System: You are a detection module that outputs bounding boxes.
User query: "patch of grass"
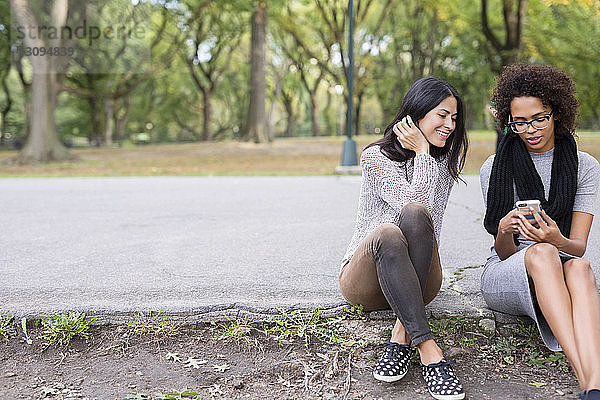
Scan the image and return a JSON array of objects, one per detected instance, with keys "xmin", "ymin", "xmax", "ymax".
[
  {"xmin": 40, "ymin": 312, "xmax": 96, "ymax": 349},
  {"xmin": 2, "ymin": 132, "xmax": 600, "ymax": 177},
  {"xmin": 127, "ymin": 310, "xmax": 181, "ymax": 340},
  {"xmin": 266, "ymin": 307, "xmax": 350, "ymax": 348},
  {"xmin": 126, "ymin": 389, "xmax": 203, "ymax": 399},
  {"xmin": 0, "ymin": 315, "xmax": 17, "ymax": 341},
  {"xmin": 430, "ymin": 317, "xmax": 486, "ymax": 349},
  {"xmin": 212, "ymin": 312, "xmax": 266, "ymax": 346},
  {"xmin": 343, "ymin": 304, "xmax": 366, "ymax": 318},
  {"xmin": 211, "ymin": 306, "xmax": 366, "ymax": 350},
  {"xmin": 496, "ymin": 320, "xmax": 570, "ymax": 372}
]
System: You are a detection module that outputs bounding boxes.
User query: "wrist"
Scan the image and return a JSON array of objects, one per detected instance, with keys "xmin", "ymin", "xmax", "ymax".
[
  {"xmin": 415, "ymin": 145, "xmax": 430, "ymax": 155},
  {"xmin": 553, "ymin": 235, "xmax": 569, "ymax": 250}
]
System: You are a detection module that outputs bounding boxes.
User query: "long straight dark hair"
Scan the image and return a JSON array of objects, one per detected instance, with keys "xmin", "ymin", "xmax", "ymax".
[{"xmin": 366, "ymin": 76, "xmax": 468, "ymax": 181}]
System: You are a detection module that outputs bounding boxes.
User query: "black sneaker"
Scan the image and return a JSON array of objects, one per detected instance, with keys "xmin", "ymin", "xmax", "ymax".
[
  {"xmin": 372, "ymin": 342, "xmax": 412, "ymax": 382},
  {"xmin": 421, "ymin": 359, "xmax": 465, "ymax": 400}
]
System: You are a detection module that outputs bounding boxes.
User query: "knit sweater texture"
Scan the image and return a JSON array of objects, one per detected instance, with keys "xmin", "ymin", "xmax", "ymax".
[{"xmin": 341, "ymin": 145, "xmax": 455, "ymax": 268}]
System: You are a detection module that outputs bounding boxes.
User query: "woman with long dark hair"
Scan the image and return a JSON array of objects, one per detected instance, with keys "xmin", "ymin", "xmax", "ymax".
[
  {"xmin": 480, "ymin": 63, "xmax": 600, "ymax": 400},
  {"xmin": 339, "ymin": 76, "xmax": 469, "ymax": 400}
]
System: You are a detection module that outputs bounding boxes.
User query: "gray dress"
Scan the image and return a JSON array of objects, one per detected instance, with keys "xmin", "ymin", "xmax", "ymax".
[{"xmin": 480, "ymin": 148, "xmax": 600, "ymax": 351}]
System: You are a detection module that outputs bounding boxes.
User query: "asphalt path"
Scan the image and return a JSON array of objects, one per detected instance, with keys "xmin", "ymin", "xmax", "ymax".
[{"xmin": 1, "ymin": 176, "xmax": 599, "ymax": 322}]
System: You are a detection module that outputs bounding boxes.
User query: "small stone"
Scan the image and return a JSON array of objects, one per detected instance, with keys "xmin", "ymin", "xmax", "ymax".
[
  {"xmin": 556, "ymin": 389, "xmax": 565, "ymax": 396},
  {"xmin": 479, "ymin": 318, "xmax": 496, "ymax": 333},
  {"xmin": 232, "ymin": 379, "xmax": 244, "ymax": 389},
  {"xmin": 135, "ymin": 371, "xmax": 143, "ymax": 376},
  {"xmin": 4, "ymin": 371, "xmax": 16, "ymax": 378},
  {"xmin": 445, "ymin": 346, "xmax": 469, "ymax": 358}
]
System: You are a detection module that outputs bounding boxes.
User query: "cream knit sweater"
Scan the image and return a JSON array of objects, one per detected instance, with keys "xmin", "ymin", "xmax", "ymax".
[{"xmin": 341, "ymin": 145, "xmax": 456, "ymax": 268}]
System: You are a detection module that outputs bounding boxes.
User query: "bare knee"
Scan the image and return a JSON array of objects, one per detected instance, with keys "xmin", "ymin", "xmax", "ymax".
[
  {"xmin": 525, "ymin": 243, "xmax": 561, "ymax": 277},
  {"xmin": 564, "ymin": 258, "xmax": 596, "ymax": 287}
]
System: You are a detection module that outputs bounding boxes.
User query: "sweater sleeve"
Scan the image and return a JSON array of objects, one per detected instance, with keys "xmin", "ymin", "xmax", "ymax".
[
  {"xmin": 479, "ymin": 154, "xmax": 495, "ymax": 209},
  {"xmin": 361, "ymin": 147, "xmax": 440, "ymax": 212}
]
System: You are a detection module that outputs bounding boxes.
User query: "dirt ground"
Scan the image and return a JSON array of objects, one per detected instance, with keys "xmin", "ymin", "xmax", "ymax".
[{"xmin": 0, "ymin": 318, "xmax": 582, "ymax": 400}]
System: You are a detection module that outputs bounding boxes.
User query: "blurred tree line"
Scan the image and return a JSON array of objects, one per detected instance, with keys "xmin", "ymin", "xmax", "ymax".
[{"xmin": 0, "ymin": 0, "xmax": 599, "ymax": 162}]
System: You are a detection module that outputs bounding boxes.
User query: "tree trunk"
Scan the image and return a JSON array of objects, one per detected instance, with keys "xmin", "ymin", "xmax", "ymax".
[
  {"xmin": 481, "ymin": 0, "xmax": 527, "ymax": 73},
  {"xmin": 104, "ymin": 98, "xmax": 114, "ymax": 146},
  {"xmin": 242, "ymin": 2, "xmax": 269, "ymax": 143},
  {"xmin": 10, "ymin": 0, "xmax": 72, "ymax": 163},
  {"xmin": 88, "ymin": 98, "xmax": 103, "ymax": 147},
  {"xmin": 267, "ymin": 66, "xmax": 284, "ymax": 141},
  {"xmin": 115, "ymin": 95, "xmax": 130, "ymax": 145},
  {"xmin": 310, "ymin": 92, "xmax": 320, "ymax": 137},
  {"xmin": 0, "ymin": 75, "xmax": 12, "ymax": 147},
  {"xmin": 323, "ymin": 90, "xmax": 335, "ymax": 136},
  {"xmin": 282, "ymin": 91, "xmax": 295, "ymax": 138},
  {"xmin": 201, "ymin": 88, "xmax": 211, "ymax": 141}
]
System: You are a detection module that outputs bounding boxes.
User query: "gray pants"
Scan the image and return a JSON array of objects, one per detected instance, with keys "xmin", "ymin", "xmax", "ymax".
[{"xmin": 338, "ymin": 203, "xmax": 442, "ymax": 345}]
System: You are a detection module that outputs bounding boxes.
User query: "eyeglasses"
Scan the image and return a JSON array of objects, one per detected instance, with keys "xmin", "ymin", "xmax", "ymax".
[{"xmin": 507, "ymin": 111, "xmax": 553, "ymax": 134}]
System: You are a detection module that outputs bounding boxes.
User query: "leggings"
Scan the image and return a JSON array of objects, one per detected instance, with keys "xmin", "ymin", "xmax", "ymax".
[{"xmin": 338, "ymin": 203, "xmax": 442, "ymax": 345}]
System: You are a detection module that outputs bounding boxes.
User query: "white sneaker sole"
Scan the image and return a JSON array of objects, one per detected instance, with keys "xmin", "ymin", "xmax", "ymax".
[
  {"xmin": 372, "ymin": 369, "xmax": 407, "ymax": 382},
  {"xmin": 428, "ymin": 390, "xmax": 465, "ymax": 400}
]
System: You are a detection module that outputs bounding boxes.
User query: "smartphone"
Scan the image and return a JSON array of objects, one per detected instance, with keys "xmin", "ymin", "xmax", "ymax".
[{"xmin": 516, "ymin": 200, "xmax": 541, "ymax": 220}]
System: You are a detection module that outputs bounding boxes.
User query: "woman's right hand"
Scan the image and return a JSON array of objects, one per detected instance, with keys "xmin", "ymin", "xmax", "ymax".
[
  {"xmin": 393, "ymin": 116, "xmax": 429, "ymax": 154},
  {"xmin": 498, "ymin": 209, "xmax": 521, "ymax": 235}
]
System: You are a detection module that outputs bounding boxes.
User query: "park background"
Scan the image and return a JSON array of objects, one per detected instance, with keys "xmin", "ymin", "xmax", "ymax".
[{"xmin": 0, "ymin": 0, "xmax": 599, "ymax": 174}]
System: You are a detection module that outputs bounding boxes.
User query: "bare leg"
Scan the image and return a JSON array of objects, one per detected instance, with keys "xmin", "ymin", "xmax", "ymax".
[
  {"xmin": 417, "ymin": 339, "xmax": 444, "ymax": 365},
  {"xmin": 564, "ymin": 258, "xmax": 600, "ymax": 390},
  {"xmin": 525, "ymin": 243, "xmax": 584, "ymax": 386},
  {"xmin": 390, "ymin": 318, "xmax": 410, "ymax": 344}
]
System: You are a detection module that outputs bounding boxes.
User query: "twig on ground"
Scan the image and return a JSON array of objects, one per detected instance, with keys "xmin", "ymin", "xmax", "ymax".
[
  {"xmin": 300, "ymin": 360, "xmax": 311, "ymax": 391},
  {"xmin": 325, "ymin": 350, "xmax": 340, "ymax": 379},
  {"xmin": 343, "ymin": 351, "xmax": 352, "ymax": 400}
]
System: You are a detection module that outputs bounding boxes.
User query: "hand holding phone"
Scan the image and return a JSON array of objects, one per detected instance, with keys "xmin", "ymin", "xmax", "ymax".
[
  {"xmin": 393, "ymin": 116, "xmax": 429, "ymax": 154},
  {"xmin": 516, "ymin": 200, "xmax": 541, "ymax": 220}
]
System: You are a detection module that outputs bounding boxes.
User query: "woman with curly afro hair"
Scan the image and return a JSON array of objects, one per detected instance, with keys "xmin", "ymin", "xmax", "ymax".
[{"xmin": 480, "ymin": 63, "xmax": 600, "ymax": 399}]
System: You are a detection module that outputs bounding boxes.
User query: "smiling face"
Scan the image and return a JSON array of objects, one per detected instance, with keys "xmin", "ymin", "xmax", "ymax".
[
  {"xmin": 417, "ymin": 96, "xmax": 457, "ymax": 148},
  {"xmin": 510, "ymin": 96, "xmax": 555, "ymax": 153}
]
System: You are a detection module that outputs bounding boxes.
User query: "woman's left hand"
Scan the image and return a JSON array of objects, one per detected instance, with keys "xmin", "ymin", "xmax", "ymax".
[{"xmin": 516, "ymin": 209, "xmax": 566, "ymax": 246}]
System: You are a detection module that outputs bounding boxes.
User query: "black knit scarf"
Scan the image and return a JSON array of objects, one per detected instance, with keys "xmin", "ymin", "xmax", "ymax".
[{"xmin": 483, "ymin": 133, "xmax": 578, "ymax": 243}]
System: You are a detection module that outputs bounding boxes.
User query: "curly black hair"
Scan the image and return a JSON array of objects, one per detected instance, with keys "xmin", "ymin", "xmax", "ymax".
[{"xmin": 491, "ymin": 63, "xmax": 578, "ymax": 139}]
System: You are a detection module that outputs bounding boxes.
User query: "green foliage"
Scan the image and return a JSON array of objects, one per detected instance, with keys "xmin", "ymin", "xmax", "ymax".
[
  {"xmin": 212, "ymin": 306, "xmax": 363, "ymax": 349},
  {"xmin": 155, "ymin": 389, "xmax": 201, "ymax": 399},
  {"xmin": 127, "ymin": 310, "xmax": 181, "ymax": 339},
  {"xmin": 212, "ymin": 311, "xmax": 265, "ymax": 346},
  {"xmin": 430, "ymin": 316, "xmax": 487, "ymax": 350},
  {"xmin": 0, "ymin": 315, "xmax": 17, "ymax": 341},
  {"xmin": 343, "ymin": 304, "xmax": 366, "ymax": 317},
  {"xmin": 40, "ymin": 313, "xmax": 96, "ymax": 348},
  {"xmin": 5, "ymin": 0, "xmax": 600, "ymax": 152},
  {"xmin": 266, "ymin": 307, "xmax": 348, "ymax": 348},
  {"xmin": 126, "ymin": 389, "xmax": 201, "ymax": 399},
  {"xmin": 495, "ymin": 320, "xmax": 570, "ymax": 372}
]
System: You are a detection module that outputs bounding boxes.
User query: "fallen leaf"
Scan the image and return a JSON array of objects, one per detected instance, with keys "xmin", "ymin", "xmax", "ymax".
[
  {"xmin": 213, "ymin": 363, "xmax": 230, "ymax": 372},
  {"xmin": 529, "ymin": 381, "xmax": 547, "ymax": 388},
  {"xmin": 183, "ymin": 357, "xmax": 208, "ymax": 369},
  {"xmin": 165, "ymin": 352, "xmax": 182, "ymax": 362}
]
